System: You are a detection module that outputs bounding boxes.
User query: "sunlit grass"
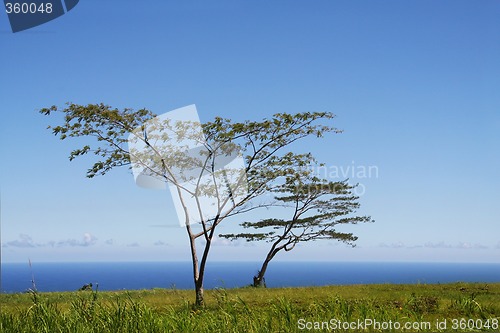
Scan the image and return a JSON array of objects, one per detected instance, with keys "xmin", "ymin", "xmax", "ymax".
[{"xmin": 1, "ymin": 283, "xmax": 499, "ymax": 332}]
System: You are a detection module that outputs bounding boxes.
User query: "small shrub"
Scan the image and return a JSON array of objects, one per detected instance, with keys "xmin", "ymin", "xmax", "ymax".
[{"xmin": 406, "ymin": 293, "xmax": 439, "ymax": 314}]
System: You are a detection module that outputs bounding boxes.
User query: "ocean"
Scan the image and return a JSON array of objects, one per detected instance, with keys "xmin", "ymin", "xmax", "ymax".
[{"xmin": 1, "ymin": 261, "xmax": 499, "ymax": 293}]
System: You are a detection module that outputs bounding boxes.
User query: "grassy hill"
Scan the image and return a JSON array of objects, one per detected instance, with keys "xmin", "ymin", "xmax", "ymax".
[{"xmin": 1, "ymin": 282, "xmax": 499, "ymax": 332}]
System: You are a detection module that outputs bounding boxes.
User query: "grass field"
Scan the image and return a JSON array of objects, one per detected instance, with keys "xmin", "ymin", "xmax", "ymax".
[{"xmin": 1, "ymin": 282, "xmax": 499, "ymax": 332}]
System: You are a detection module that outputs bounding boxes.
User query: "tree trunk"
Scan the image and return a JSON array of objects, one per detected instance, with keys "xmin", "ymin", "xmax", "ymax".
[
  {"xmin": 195, "ymin": 280, "xmax": 204, "ymax": 307},
  {"xmin": 188, "ymin": 216, "xmax": 218, "ymax": 307},
  {"xmin": 195, "ymin": 218, "xmax": 217, "ymax": 306},
  {"xmin": 253, "ymin": 265, "xmax": 267, "ymax": 287},
  {"xmin": 190, "ymin": 251, "xmax": 205, "ymax": 307},
  {"xmin": 187, "ymin": 226, "xmax": 205, "ymax": 307},
  {"xmin": 253, "ymin": 238, "xmax": 287, "ymax": 287},
  {"xmin": 253, "ymin": 249, "xmax": 276, "ymax": 287}
]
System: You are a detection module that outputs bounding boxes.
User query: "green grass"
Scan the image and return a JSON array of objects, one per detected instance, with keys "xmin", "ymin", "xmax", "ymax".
[{"xmin": 1, "ymin": 283, "xmax": 499, "ymax": 332}]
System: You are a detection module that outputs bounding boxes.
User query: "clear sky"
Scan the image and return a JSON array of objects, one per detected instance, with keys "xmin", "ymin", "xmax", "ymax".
[{"xmin": 1, "ymin": 0, "xmax": 499, "ymax": 263}]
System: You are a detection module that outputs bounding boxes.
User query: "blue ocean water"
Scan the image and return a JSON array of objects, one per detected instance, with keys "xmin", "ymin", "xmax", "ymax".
[{"xmin": 1, "ymin": 261, "xmax": 499, "ymax": 293}]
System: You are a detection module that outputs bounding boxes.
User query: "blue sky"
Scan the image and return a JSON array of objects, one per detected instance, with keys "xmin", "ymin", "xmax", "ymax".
[{"xmin": 1, "ymin": 0, "xmax": 499, "ymax": 263}]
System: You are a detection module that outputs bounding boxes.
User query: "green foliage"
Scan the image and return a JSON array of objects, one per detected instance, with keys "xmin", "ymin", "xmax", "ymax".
[
  {"xmin": 39, "ymin": 104, "xmax": 343, "ymax": 230},
  {"xmin": 222, "ymin": 177, "xmax": 372, "ymax": 243},
  {"xmin": 39, "ymin": 104, "xmax": 337, "ymax": 188},
  {"xmin": 40, "ymin": 103, "xmax": 155, "ymax": 178},
  {"xmin": 220, "ymin": 175, "xmax": 373, "ymax": 285}
]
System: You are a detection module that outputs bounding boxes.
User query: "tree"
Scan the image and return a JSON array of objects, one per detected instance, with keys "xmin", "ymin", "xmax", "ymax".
[
  {"xmin": 40, "ymin": 103, "xmax": 338, "ymax": 306},
  {"xmin": 220, "ymin": 165, "xmax": 373, "ymax": 287}
]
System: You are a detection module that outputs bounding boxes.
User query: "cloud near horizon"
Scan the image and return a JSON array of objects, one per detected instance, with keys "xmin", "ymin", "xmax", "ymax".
[
  {"xmin": 2, "ymin": 234, "xmax": 37, "ymax": 248},
  {"xmin": 2, "ymin": 233, "xmax": 98, "ymax": 248},
  {"xmin": 379, "ymin": 241, "xmax": 491, "ymax": 250}
]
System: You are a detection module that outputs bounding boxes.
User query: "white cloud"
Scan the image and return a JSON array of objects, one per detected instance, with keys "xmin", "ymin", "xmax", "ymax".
[
  {"xmin": 456, "ymin": 242, "xmax": 488, "ymax": 249},
  {"xmin": 83, "ymin": 233, "xmax": 97, "ymax": 246},
  {"xmin": 2, "ymin": 233, "xmax": 99, "ymax": 248},
  {"xmin": 57, "ymin": 233, "xmax": 98, "ymax": 247},
  {"xmin": 379, "ymin": 241, "xmax": 490, "ymax": 250},
  {"xmin": 2, "ymin": 234, "xmax": 36, "ymax": 248},
  {"xmin": 379, "ymin": 242, "xmax": 405, "ymax": 248},
  {"xmin": 424, "ymin": 241, "xmax": 452, "ymax": 249}
]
